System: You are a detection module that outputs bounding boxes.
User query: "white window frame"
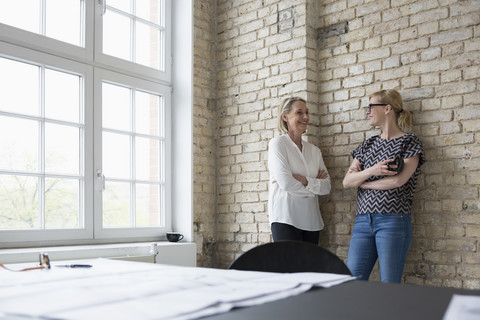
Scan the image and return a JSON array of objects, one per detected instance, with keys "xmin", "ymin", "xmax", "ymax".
[
  {"xmin": 0, "ymin": 0, "xmax": 94, "ymax": 63},
  {"xmin": 0, "ymin": 0, "xmax": 190, "ymax": 248},
  {"xmin": 0, "ymin": 41, "xmax": 94, "ymax": 244},
  {"xmin": 94, "ymin": 0, "xmax": 171, "ymax": 84},
  {"xmin": 93, "ymin": 68, "xmax": 172, "ymax": 240}
]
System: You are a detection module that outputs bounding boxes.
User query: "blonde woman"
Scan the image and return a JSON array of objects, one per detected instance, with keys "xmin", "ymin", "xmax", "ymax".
[
  {"xmin": 268, "ymin": 97, "xmax": 331, "ymax": 244},
  {"xmin": 343, "ymin": 89, "xmax": 425, "ymax": 283}
]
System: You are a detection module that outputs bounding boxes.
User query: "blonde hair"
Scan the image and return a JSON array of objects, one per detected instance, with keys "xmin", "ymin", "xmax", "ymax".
[
  {"xmin": 277, "ymin": 97, "xmax": 306, "ymax": 133},
  {"xmin": 369, "ymin": 89, "xmax": 413, "ymax": 130}
]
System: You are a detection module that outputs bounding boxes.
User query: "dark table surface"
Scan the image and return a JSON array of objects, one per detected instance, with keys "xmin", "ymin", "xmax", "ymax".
[{"xmin": 201, "ymin": 280, "xmax": 480, "ymax": 320}]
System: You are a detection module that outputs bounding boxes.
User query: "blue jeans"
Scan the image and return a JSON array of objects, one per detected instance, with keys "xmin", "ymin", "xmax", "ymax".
[{"xmin": 346, "ymin": 213, "xmax": 412, "ymax": 283}]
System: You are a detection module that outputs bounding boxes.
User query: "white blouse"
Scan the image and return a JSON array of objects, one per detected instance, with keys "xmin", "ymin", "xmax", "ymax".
[{"xmin": 267, "ymin": 134, "xmax": 331, "ymax": 231}]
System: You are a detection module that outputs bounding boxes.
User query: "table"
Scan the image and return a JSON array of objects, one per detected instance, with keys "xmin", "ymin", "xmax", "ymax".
[
  {"xmin": 2, "ymin": 258, "xmax": 479, "ymax": 320},
  {"xmin": 201, "ymin": 280, "xmax": 480, "ymax": 320},
  {"xmin": 0, "ymin": 258, "xmax": 355, "ymax": 320}
]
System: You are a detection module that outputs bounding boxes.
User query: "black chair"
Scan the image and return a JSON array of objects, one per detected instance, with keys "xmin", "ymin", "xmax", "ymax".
[{"xmin": 228, "ymin": 241, "xmax": 351, "ymax": 275}]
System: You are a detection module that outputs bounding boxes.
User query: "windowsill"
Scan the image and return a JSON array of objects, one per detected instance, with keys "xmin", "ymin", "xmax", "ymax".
[{"xmin": 0, "ymin": 242, "xmax": 196, "ymax": 267}]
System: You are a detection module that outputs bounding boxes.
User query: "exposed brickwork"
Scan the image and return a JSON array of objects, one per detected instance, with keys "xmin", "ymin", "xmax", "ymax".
[
  {"xmin": 317, "ymin": 0, "xmax": 480, "ymax": 288},
  {"xmin": 212, "ymin": 0, "xmax": 321, "ymax": 268},
  {"xmin": 193, "ymin": 0, "xmax": 480, "ymax": 288}
]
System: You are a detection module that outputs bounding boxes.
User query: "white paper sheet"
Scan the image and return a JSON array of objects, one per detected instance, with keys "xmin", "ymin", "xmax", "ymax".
[
  {"xmin": 0, "ymin": 258, "xmax": 355, "ymax": 320},
  {"xmin": 443, "ymin": 294, "xmax": 480, "ymax": 320}
]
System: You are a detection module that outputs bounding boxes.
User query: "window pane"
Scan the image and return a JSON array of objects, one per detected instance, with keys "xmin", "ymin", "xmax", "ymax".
[
  {"xmin": 0, "ymin": 0, "xmax": 84, "ymax": 47},
  {"xmin": 103, "ymin": 83, "xmax": 131, "ymax": 131},
  {"xmin": 45, "ymin": 0, "xmax": 83, "ymax": 46},
  {"xmin": 0, "ymin": 116, "xmax": 38, "ymax": 172},
  {"xmin": 103, "ymin": 132, "xmax": 130, "ymax": 179},
  {"xmin": 45, "ymin": 123, "xmax": 80, "ymax": 175},
  {"xmin": 45, "ymin": 178, "xmax": 80, "ymax": 228},
  {"xmin": 108, "ymin": 0, "xmax": 132, "ymax": 14},
  {"xmin": 135, "ymin": 91, "xmax": 160, "ymax": 136},
  {"xmin": 0, "ymin": 0, "xmax": 41, "ymax": 34},
  {"xmin": 136, "ymin": 0, "xmax": 162, "ymax": 25},
  {"xmin": 103, "ymin": 10, "xmax": 131, "ymax": 61},
  {"xmin": 136, "ymin": 137, "xmax": 159, "ymax": 181},
  {"xmin": 103, "ymin": 181, "xmax": 130, "ymax": 227},
  {"xmin": 135, "ymin": 21, "xmax": 160, "ymax": 69},
  {"xmin": 45, "ymin": 69, "xmax": 81, "ymax": 123},
  {"xmin": 0, "ymin": 175, "xmax": 40, "ymax": 229},
  {"xmin": 102, "ymin": 1, "xmax": 164, "ymax": 71},
  {"xmin": 101, "ymin": 80, "xmax": 166, "ymax": 231},
  {"xmin": 0, "ymin": 57, "xmax": 40, "ymax": 116},
  {"xmin": 136, "ymin": 183, "xmax": 160, "ymax": 227}
]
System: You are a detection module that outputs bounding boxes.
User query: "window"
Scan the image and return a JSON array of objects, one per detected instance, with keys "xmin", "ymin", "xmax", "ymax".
[
  {"xmin": 95, "ymin": 0, "xmax": 171, "ymax": 82},
  {"xmin": 102, "ymin": 0, "xmax": 165, "ymax": 71},
  {"xmin": 94, "ymin": 69, "xmax": 171, "ymax": 239},
  {"xmin": 0, "ymin": 0, "xmax": 172, "ymax": 246},
  {"xmin": 0, "ymin": 57, "xmax": 85, "ymax": 230},
  {"xmin": 0, "ymin": 0, "xmax": 84, "ymax": 46}
]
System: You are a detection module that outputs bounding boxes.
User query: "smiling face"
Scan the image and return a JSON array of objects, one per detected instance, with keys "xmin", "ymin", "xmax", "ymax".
[
  {"xmin": 367, "ymin": 95, "xmax": 388, "ymax": 127},
  {"xmin": 282, "ymin": 101, "xmax": 309, "ymax": 135}
]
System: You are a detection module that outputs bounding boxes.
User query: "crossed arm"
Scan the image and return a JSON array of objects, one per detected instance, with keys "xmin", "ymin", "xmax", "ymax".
[
  {"xmin": 343, "ymin": 155, "xmax": 420, "ymax": 190},
  {"xmin": 292, "ymin": 169, "xmax": 328, "ymax": 186},
  {"xmin": 269, "ymin": 139, "xmax": 331, "ymax": 196}
]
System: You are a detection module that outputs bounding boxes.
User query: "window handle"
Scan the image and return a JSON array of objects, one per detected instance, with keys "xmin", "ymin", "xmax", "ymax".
[
  {"xmin": 98, "ymin": 0, "xmax": 107, "ymax": 16},
  {"xmin": 97, "ymin": 170, "xmax": 105, "ymax": 192}
]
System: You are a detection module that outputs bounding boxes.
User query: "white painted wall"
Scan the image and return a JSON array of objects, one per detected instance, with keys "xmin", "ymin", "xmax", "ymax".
[{"xmin": 171, "ymin": 0, "xmax": 194, "ymax": 241}]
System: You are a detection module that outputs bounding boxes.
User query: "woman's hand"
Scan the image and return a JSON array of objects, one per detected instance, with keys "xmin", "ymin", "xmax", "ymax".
[
  {"xmin": 292, "ymin": 174, "xmax": 308, "ymax": 186},
  {"xmin": 368, "ymin": 159, "xmax": 399, "ymax": 177},
  {"xmin": 344, "ymin": 158, "xmax": 396, "ymax": 189},
  {"xmin": 359, "ymin": 155, "xmax": 420, "ymax": 190},
  {"xmin": 316, "ymin": 169, "xmax": 328, "ymax": 179}
]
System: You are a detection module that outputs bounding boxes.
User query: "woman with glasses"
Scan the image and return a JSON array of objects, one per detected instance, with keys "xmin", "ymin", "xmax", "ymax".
[
  {"xmin": 343, "ymin": 89, "xmax": 425, "ymax": 283},
  {"xmin": 268, "ymin": 97, "xmax": 331, "ymax": 244}
]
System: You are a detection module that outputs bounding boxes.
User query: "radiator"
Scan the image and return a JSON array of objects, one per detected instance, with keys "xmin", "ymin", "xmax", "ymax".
[
  {"xmin": 0, "ymin": 242, "xmax": 196, "ymax": 267},
  {"xmin": 109, "ymin": 254, "xmax": 157, "ymax": 263}
]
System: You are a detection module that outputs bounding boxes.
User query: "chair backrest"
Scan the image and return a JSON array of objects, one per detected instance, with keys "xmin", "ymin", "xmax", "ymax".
[{"xmin": 228, "ymin": 241, "xmax": 351, "ymax": 275}]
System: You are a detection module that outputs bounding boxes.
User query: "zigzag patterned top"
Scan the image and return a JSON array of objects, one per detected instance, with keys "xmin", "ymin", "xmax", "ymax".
[{"xmin": 352, "ymin": 133, "xmax": 425, "ymax": 215}]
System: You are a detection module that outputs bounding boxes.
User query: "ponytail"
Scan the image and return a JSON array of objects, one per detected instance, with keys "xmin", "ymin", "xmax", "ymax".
[{"xmin": 397, "ymin": 109, "xmax": 413, "ymax": 130}]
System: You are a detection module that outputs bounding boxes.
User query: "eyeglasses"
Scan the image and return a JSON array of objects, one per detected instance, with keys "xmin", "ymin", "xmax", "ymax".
[
  {"xmin": 0, "ymin": 253, "xmax": 50, "ymax": 272},
  {"xmin": 366, "ymin": 104, "xmax": 388, "ymax": 112}
]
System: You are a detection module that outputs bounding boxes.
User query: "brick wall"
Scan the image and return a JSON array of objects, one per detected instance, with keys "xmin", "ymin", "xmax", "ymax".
[
  {"xmin": 214, "ymin": 0, "xmax": 321, "ymax": 268},
  {"xmin": 193, "ymin": 0, "xmax": 480, "ymax": 288},
  {"xmin": 317, "ymin": 0, "xmax": 480, "ymax": 288}
]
